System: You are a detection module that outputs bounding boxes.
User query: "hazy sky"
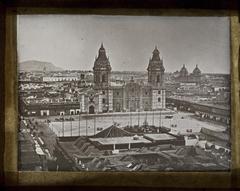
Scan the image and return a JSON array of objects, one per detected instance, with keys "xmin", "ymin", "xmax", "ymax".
[{"xmin": 17, "ymin": 15, "xmax": 230, "ymax": 73}]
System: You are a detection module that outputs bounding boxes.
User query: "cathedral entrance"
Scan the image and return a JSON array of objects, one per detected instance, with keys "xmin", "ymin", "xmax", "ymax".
[
  {"xmin": 116, "ymin": 103, "xmax": 121, "ymax": 112},
  {"xmin": 89, "ymin": 105, "xmax": 95, "ymax": 114}
]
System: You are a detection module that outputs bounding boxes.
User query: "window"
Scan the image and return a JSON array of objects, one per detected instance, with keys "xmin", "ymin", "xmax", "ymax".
[
  {"xmin": 80, "ymin": 74, "xmax": 85, "ymax": 80},
  {"xmin": 116, "ymin": 91, "xmax": 119, "ymax": 96},
  {"xmin": 102, "ymin": 90, "xmax": 105, "ymax": 95},
  {"xmin": 145, "ymin": 91, "xmax": 148, "ymax": 95},
  {"xmin": 158, "ymin": 97, "xmax": 161, "ymax": 102},
  {"xmin": 102, "ymin": 74, "xmax": 106, "ymax": 82},
  {"xmin": 102, "ymin": 98, "xmax": 106, "ymax": 104},
  {"xmin": 157, "ymin": 75, "xmax": 160, "ymax": 83},
  {"xmin": 158, "ymin": 90, "xmax": 161, "ymax": 94}
]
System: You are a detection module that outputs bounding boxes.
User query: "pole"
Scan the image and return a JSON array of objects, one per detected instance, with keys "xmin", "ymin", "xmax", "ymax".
[
  {"xmin": 145, "ymin": 108, "xmax": 148, "ymax": 128},
  {"xmin": 79, "ymin": 99, "xmax": 82, "ymax": 137},
  {"xmin": 130, "ymin": 98, "xmax": 133, "ymax": 127},
  {"xmin": 138, "ymin": 108, "xmax": 140, "ymax": 127},
  {"xmin": 70, "ymin": 115, "xmax": 72, "ymax": 137},
  {"xmin": 128, "ymin": 98, "xmax": 131, "ymax": 127},
  {"xmin": 162, "ymin": 89, "xmax": 164, "ymax": 127},
  {"xmin": 94, "ymin": 116, "xmax": 96, "ymax": 135},
  {"xmin": 146, "ymin": 106, "xmax": 148, "ymax": 122},
  {"xmin": 62, "ymin": 115, "xmax": 64, "ymax": 137},
  {"xmin": 78, "ymin": 112, "xmax": 80, "ymax": 136},
  {"xmin": 86, "ymin": 116, "xmax": 88, "ymax": 136},
  {"xmin": 159, "ymin": 109, "xmax": 162, "ymax": 127},
  {"xmin": 152, "ymin": 110, "xmax": 154, "ymax": 127},
  {"xmin": 130, "ymin": 110, "xmax": 132, "ymax": 127}
]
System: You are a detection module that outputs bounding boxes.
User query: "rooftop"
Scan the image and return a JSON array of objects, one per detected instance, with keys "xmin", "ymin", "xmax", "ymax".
[
  {"xmin": 144, "ymin": 133, "xmax": 177, "ymax": 141},
  {"xmin": 89, "ymin": 136, "xmax": 151, "ymax": 145}
]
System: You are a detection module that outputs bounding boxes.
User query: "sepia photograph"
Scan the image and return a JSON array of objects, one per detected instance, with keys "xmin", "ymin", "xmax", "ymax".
[{"xmin": 17, "ymin": 15, "xmax": 231, "ymax": 172}]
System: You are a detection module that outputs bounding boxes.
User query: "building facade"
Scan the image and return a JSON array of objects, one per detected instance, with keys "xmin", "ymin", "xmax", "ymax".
[
  {"xmin": 79, "ymin": 44, "xmax": 166, "ymax": 114},
  {"xmin": 42, "ymin": 75, "xmax": 79, "ymax": 82}
]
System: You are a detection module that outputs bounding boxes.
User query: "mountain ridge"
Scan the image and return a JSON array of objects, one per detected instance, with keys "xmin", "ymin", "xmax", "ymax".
[{"xmin": 18, "ymin": 60, "xmax": 63, "ymax": 71}]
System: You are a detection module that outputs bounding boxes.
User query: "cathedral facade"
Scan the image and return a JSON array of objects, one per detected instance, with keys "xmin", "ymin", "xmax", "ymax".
[{"xmin": 79, "ymin": 44, "xmax": 166, "ymax": 114}]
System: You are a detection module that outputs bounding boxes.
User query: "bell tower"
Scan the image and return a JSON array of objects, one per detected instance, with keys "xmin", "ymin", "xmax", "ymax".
[
  {"xmin": 147, "ymin": 46, "xmax": 165, "ymax": 87},
  {"xmin": 93, "ymin": 43, "xmax": 111, "ymax": 88},
  {"xmin": 147, "ymin": 46, "xmax": 166, "ymax": 110}
]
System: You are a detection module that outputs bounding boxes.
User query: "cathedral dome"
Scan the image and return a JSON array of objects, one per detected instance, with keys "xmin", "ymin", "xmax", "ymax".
[
  {"xmin": 192, "ymin": 64, "xmax": 201, "ymax": 75},
  {"xmin": 180, "ymin": 64, "xmax": 188, "ymax": 76}
]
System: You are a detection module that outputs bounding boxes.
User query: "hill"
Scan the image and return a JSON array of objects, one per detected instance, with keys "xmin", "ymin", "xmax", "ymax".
[{"xmin": 18, "ymin": 60, "xmax": 63, "ymax": 71}]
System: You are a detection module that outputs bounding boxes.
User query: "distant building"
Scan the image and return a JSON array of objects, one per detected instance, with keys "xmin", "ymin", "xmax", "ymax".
[
  {"xmin": 175, "ymin": 64, "xmax": 202, "ymax": 84},
  {"xmin": 42, "ymin": 75, "xmax": 79, "ymax": 82},
  {"xmin": 166, "ymin": 96, "xmax": 230, "ymax": 125}
]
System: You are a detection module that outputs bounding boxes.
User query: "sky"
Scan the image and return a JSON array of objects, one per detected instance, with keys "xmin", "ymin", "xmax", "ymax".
[{"xmin": 17, "ymin": 15, "xmax": 230, "ymax": 73}]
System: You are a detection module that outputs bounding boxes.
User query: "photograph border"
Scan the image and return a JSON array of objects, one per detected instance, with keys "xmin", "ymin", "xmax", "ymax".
[{"xmin": 2, "ymin": 4, "xmax": 240, "ymax": 188}]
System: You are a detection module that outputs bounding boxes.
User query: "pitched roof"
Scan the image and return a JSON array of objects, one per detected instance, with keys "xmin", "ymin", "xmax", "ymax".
[
  {"xmin": 192, "ymin": 64, "xmax": 201, "ymax": 75},
  {"xmin": 93, "ymin": 123, "xmax": 133, "ymax": 138}
]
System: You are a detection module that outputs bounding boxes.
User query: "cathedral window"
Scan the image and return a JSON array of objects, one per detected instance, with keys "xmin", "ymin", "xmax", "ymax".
[
  {"xmin": 157, "ymin": 75, "xmax": 160, "ymax": 83},
  {"xmin": 102, "ymin": 74, "xmax": 106, "ymax": 82}
]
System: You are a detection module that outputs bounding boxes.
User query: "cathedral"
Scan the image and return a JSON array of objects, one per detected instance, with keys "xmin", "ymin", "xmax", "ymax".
[
  {"xmin": 175, "ymin": 64, "xmax": 202, "ymax": 83},
  {"xmin": 79, "ymin": 43, "xmax": 166, "ymax": 114}
]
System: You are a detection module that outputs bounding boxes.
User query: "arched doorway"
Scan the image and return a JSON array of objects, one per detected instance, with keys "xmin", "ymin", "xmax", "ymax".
[
  {"xmin": 89, "ymin": 105, "xmax": 95, "ymax": 114},
  {"xmin": 116, "ymin": 103, "xmax": 121, "ymax": 112}
]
